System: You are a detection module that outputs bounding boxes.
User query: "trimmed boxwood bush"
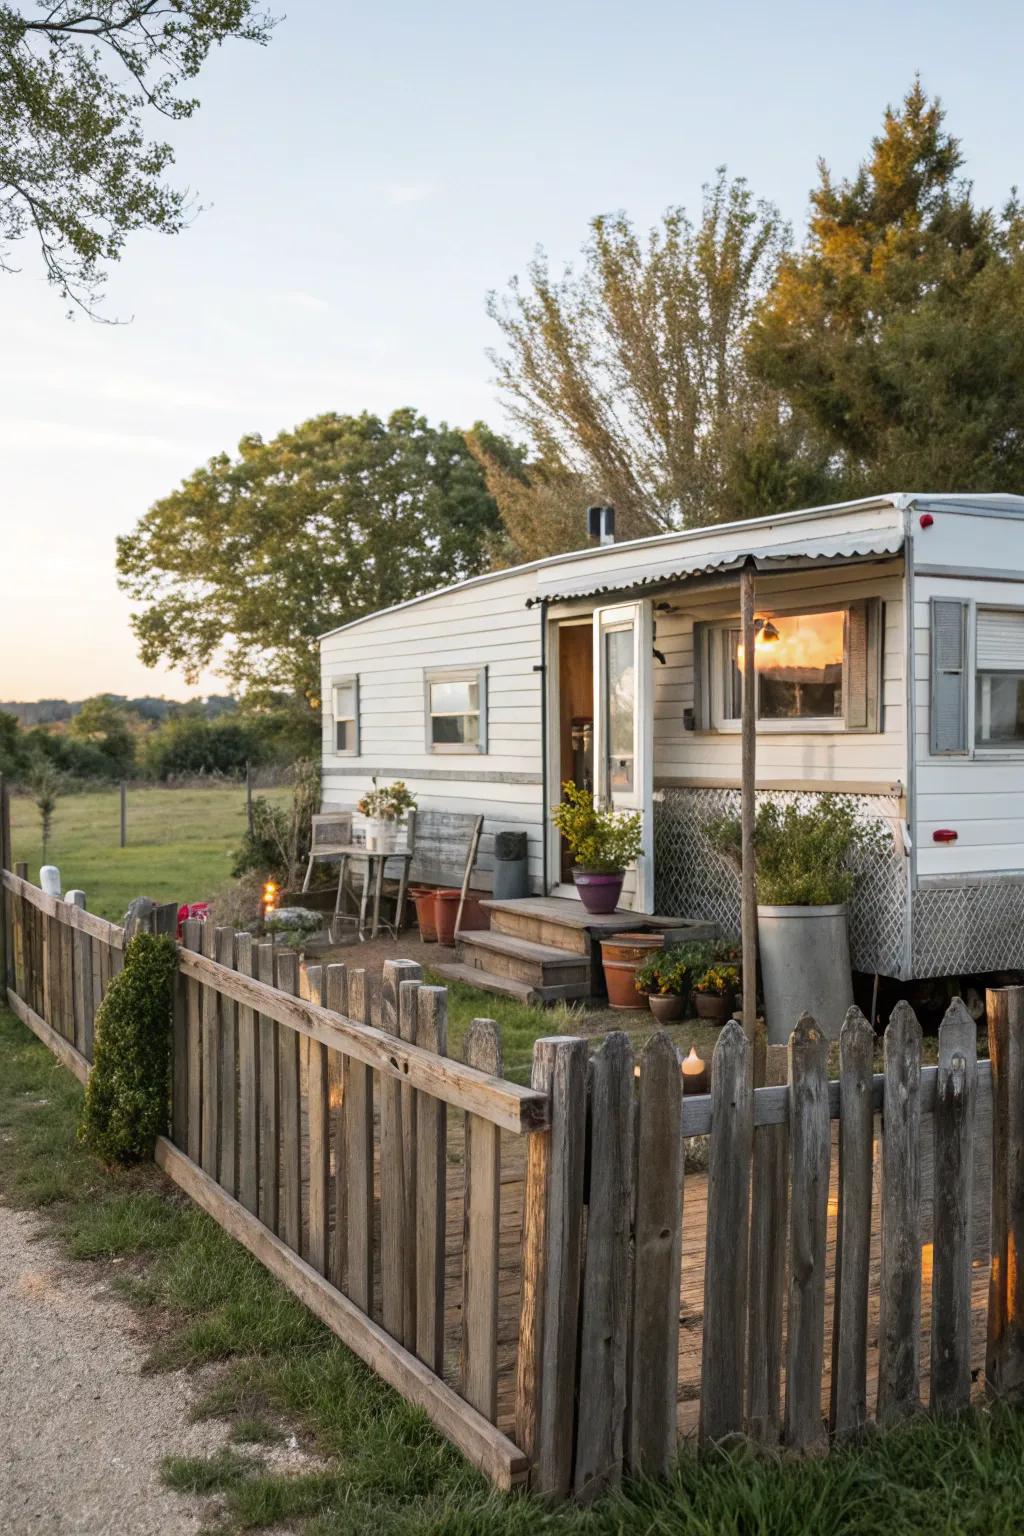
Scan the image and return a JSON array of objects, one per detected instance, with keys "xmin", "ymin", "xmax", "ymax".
[{"xmin": 80, "ymin": 932, "xmax": 178, "ymax": 1166}]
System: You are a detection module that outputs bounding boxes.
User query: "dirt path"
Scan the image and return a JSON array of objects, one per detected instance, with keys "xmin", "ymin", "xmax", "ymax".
[{"xmin": 0, "ymin": 1205, "xmax": 225, "ymax": 1535}]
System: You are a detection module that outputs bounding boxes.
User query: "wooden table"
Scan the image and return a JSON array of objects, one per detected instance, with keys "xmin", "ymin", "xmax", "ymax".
[{"xmin": 332, "ymin": 844, "xmax": 413, "ymax": 941}]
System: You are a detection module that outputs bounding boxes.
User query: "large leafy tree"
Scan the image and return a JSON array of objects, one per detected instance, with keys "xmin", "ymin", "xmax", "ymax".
[
  {"xmin": 750, "ymin": 80, "xmax": 1024, "ymax": 492},
  {"xmin": 0, "ymin": 2, "xmax": 273, "ymax": 312},
  {"xmin": 116, "ymin": 409, "xmax": 510, "ymax": 704},
  {"xmin": 487, "ymin": 170, "xmax": 809, "ymax": 537}
]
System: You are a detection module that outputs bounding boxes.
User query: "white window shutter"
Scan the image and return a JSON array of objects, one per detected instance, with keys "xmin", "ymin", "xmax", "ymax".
[{"xmin": 930, "ymin": 599, "xmax": 968, "ymax": 755}]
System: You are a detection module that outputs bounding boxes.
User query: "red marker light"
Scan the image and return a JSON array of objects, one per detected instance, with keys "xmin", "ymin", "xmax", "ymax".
[
  {"xmin": 932, "ymin": 828, "xmax": 958, "ymax": 842},
  {"xmin": 919, "ymin": 512, "xmax": 934, "ymax": 528}
]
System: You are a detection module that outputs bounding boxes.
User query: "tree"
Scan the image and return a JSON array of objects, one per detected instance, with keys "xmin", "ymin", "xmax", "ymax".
[
  {"xmin": 69, "ymin": 694, "xmax": 137, "ymax": 777},
  {"xmin": 116, "ymin": 409, "xmax": 511, "ymax": 704},
  {"xmin": 29, "ymin": 760, "xmax": 60, "ymax": 862},
  {"xmin": 749, "ymin": 80, "xmax": 1024, "ymax": 493},
  {"xmin": 141, "ymin": 710, "xmax": 255, "ymax": 779},
  {"xmin": 0, "ymin": 2, "xmax": 273, "ymax": 312},
  {"xmin": 487, "ymin": 170, "xmax": 800, "ymax": 536}
]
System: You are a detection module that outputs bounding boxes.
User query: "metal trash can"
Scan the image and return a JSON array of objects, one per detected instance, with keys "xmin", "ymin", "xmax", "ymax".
[{"xmin": 492, "ymin": 830, "xmax": 529, "ymax": 900}]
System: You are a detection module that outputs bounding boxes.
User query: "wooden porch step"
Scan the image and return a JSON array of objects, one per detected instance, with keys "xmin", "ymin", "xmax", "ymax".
[
  {"xmin": 429, "ymin": 960, "xmax": 587, "ymax": 1007},
  {"xmin": 480, "ymin": 896, "xmax": 708, "ymax": 955},
  {"xmin": 457, "ymin": 928, "xmax": 590, "ymax": 988}
]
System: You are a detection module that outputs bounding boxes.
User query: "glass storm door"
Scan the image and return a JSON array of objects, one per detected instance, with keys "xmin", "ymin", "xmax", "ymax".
[{"xmin": 593, "ymin": 602, "xmax": 654, "ymax": 911}]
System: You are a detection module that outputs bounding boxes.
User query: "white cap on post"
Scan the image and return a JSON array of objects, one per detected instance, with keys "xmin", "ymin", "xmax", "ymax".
[{"xmin": 39, "ymin": 865, "xmax": 61, "ymax": 897}]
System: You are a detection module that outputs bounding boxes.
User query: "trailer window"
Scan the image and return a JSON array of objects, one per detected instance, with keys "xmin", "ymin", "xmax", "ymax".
[
  {"xmin": 424, "ymin": 666, "xmax": 488, "ymax": 753},
  {"xmin": 975, "ymin": 609, "xmax": 1024, "ymax": 746},
  {"xmin": 720, "ymin": 610, "xmax": 846, "ymax": 723},
  {"xmin": 331, "ymin": 676, "xmax": 359, "ymax": 755}
]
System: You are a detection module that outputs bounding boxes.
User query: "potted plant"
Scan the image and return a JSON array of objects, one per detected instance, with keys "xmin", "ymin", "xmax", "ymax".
[
  {"xmin": 357, "ymin": 779, "xmax": 416, "ymax": 854},
  {"xmin": 550, "ymin": 782, "xmax": 644, "ymax": 915},
  {"xmin": 692, "ymin": 963, "xmax": 739, "ymax": 1022},
  {"xmin": 711, "ymin": 796, "xmax": 886, "ymax": 1044},
  {"xmin": 636, "ymin": 950, "xmax": 691, "ymax": 1023}
]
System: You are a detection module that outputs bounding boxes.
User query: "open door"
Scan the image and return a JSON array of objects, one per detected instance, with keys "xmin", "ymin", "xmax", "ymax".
[{"xmin": 593, "ymin": 601, "xmax": 654, "ymax": 912}]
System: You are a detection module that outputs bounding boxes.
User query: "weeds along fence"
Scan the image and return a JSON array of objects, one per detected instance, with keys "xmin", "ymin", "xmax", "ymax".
[{"xmin": 3, "ymin": 836, "xmax": 1024, "ymax": 1498}]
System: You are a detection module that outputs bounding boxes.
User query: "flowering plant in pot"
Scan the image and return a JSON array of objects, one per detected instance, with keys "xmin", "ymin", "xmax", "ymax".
[
  {"xmin": 692, "ymin": 964, "xmax": 740, "ymax": 1022},
  {"xmin": 635, "ymin": 950, "xmax": 691, "ymax": 1023},
  {"xmin": 550, "ymin": 782, "xmax": 643, "ymax": 915},
  {"xmin": 357, "ymin": 779, "xmax": 416, "ymax": 853}
]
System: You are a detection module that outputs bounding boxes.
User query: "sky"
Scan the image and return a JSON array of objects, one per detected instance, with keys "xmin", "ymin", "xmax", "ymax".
[{"xmin": 3, "ymin": 0, "xmax": 1023, "ymax": 703}]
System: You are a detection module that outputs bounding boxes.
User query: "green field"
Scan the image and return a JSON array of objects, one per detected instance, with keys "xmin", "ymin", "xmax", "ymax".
[{"xmin": 8, "ymin": 784, "xmax": 291, "ymax": 921}]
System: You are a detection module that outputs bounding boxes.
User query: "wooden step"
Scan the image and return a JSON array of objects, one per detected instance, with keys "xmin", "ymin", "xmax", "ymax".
[
  {"xmin": 457, "ymin": 929, "xmax": 590, "ymax": 988},
  {"xmin": 484, "ymin": 907, "xmax": 589, "ymax": 954},
  {"xmin": 429, "ymin": 960, "xmax": 587, "ymax": 1007}
]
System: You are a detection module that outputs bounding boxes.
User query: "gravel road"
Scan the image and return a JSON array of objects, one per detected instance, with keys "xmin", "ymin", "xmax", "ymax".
[{"xmin": 0, "ymin": 1204, "xmax": 225, "ymax": 1535}]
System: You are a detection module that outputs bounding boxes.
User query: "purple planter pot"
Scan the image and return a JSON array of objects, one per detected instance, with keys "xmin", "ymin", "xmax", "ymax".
[{"xmin": 573, "ymin": 869, "xmax": 624, "ymax": 915}]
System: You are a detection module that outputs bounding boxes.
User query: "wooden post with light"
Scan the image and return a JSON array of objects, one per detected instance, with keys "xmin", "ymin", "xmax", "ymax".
[{"xmin": 740, "ymin": 563, "xmax": 758, "ymax": 1057}]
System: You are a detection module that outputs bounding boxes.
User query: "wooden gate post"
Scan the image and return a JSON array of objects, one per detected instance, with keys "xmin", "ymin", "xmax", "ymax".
[
  {"xmin": 986, "ymin": 984, "xmax": 1024, "ymax": 1399},
  {"xmin": 515, "ymin": 1034, "xmax": 587, "ymax": 1499},
  {"xmin": 0, "ymin": 772, "xmax": 11, "ymax": 994}
]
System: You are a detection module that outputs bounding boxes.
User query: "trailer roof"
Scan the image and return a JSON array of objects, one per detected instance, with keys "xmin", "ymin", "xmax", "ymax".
[{"xmin": 318, "ymin": 492, "xmax": 1024, "ymax": 641}]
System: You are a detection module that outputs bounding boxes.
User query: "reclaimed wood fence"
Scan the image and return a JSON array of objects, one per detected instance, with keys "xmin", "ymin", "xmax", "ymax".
[{"xmin": 1, "ymin": 817, "xmax": 1022, "ymax": 1501}]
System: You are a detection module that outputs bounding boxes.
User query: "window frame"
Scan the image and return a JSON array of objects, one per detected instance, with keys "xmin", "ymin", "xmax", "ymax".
[
  {"xmin": 330, "ymin": 675, "xmax": 360, "ymax": 757},
  {"xmin": 423, "ymin": 664, "xmax": 488, "ymax": 755},
  {"xmin": 699, "ymin": 599, "xmax": 875, "ymax": 735}
]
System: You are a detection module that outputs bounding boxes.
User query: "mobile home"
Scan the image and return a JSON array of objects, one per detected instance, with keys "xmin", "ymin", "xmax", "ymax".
[{"xmin": 320, "ymin": 493, "xmax": 1024, "ymax": 984}]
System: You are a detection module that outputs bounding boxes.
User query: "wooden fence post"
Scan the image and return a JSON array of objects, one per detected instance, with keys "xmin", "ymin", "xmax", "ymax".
[
  {"xmin": 200, "ymin": 922, "xmax": 220, "ymax": 1178},
  {"xmin": 235, "ymin": 933, "xmax": 260, "ymax": 1216},
  {"xmin": 700, "ymin": 1020, "xmax": 753, "ymax": 1443},
  {"xmin": 830, "ymin": 1006, "xmax": 875, "ymax": 1438},
  {"xmin": 380, "ymin": 959, "xmax": 422, "ymax": 1341},
  {"xmin": 515, "ymin": 1035, "xmax": 587, "ymax": 1500},
  {"xmin": 931, "ymin": 998, "xmax": 977, "ymax": 1412},
  {"xmin": 345, "ymin": 968, "xmax": 375, "ymax": 1315},
  {"xmin": 325, "ymin": 963, "xmax": 348, "ymax": 1289},
  {"xmin": 747, "ymin": 1015, "xmax": 788, "ymax": 1446},
  {"xmin": 181, "ymin": 919, "xmax": 204, "ymax": 1165},
  {"xmin": 987, "ymin": 984, "xmax": 1024, "ymax": 1399},
  {"xmin": 0, "ymin": 773, "xmax": 11, "ymax": 995},
  {"xmin": 305, "ymin": 965, "xmax": 330, "ymax": 1276},
  {"xmin": 217, "ymin": 927, "xmax": 238, "ymax": 1198},
  {"xmin": 575, "ymin": 1031, "xmax": 634, "ymax": 1501},
  {"xmin": 256, "ymin": 941, "xmax": 280, "ymax": 1232},
  {"xmin": 877, "ymin": 1001, "xmax": 923, "ymax": 1423},
  {"xmin": 275, "ymin": 948, "xmax": 302, "ymax": 1252},
  {"xmin": 462, "ymin": 1017, "xmax": 503, "ymax": 1421},
  {"xmin": 626, "ymin": 1030, "xmax": 681, "ymax": 1479},
  {"xmin": 783, "ymin": 1014, "xmax": 830, "ymax": 1452},
  {"xmin": 415, "ymin": 985, "xmax": 447, "ymax": 1374}
]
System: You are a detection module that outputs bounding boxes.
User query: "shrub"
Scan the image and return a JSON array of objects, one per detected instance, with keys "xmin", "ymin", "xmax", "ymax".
[
  {"xmin": 710, "ymin": 795, "xmax": 887, "ymax": 906},
  {"xmin": 142, "ymin": 713, "xmax": 258, "ymax": 779},
  {"xmin": 232, "ymin": 759, "xmax": 320, "ymax": 886},
  {"xmin": 550, "ymin": 781, "xmax": 643, "ymax": 873},
  {"xmin": 79, "ymin": 932, "xmax": 178, "ymax": 1166}
]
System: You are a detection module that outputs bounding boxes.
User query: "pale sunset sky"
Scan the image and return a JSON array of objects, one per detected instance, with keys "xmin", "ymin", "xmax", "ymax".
[{"xmin": 3, "ymin": 0, "xmax": 1023, "ymax": 702}]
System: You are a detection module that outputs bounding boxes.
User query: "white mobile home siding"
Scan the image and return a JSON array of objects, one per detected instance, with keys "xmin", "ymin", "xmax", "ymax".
[
  {"xmin": 320, "ymin": 568, "xmax": 546, "ymax": 891},
  {"xmin": 913, "ymin": 508, "xmax": 1024, "ymax": 880}
]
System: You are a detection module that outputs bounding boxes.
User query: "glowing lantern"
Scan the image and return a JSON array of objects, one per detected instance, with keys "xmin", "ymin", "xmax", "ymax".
[{"xmin": 261, "ymin": 879, "xmax": 280, "ymax": 919}]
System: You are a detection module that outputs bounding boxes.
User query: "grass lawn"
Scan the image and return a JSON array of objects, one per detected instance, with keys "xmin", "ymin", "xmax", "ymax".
[
  {"xmin": 3, "ymin": 1004, "xmax": 1024, "ymax": 1535},
  {"xmin": 8, "ymin": 784, "xmax": 291, "ymax": 921}
]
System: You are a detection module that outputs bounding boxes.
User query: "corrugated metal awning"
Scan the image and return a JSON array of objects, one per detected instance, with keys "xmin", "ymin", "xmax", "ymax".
[{"xmin": 525, "ymin": 528, "xmax": 904, "ymax": 607}]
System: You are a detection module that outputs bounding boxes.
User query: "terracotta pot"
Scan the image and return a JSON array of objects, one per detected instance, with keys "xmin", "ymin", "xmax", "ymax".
[
  {"xmin": 600, "ymin": 932, "xmax": 665, "ymax": 1009},
  {"xmin": 458, "ymin": 891, "xmax": 489, "ymax": 932},
  {"xmin": 648, "ymin": 992, "xmax": 685, "ymax": 1023},
  {"xmin": 410, "ymin": 887, "xmax": 438, "ymax": 943},
  {"xmin": 434, "ymin": 889, "xmax": 462, "ymax": 947},
  {"xmin": 573, "ymin": 869, "xmax": 624, "ymax": 915},
  {"xmin": 694, "ymin": 990, "xmax": 733, "ymax": 1023}
]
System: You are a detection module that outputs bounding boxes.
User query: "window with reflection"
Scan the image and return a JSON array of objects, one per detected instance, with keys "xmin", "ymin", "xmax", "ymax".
[
  {"xmin": 425, "ymin": 666, "xmax": 487, "ymax": 752},
  {"xmin": 605, "ymin": 625, "xmax": 635, "ymax": 791},
  {"xmin": 724, "ymin": 610, "xmax": 845, "ymax": 721}
]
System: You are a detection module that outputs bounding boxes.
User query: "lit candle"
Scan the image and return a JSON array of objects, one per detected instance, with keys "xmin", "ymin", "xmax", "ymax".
[{"xmin": 681, "ymin": 1046, "xmax": 708, "ymax": 1095}]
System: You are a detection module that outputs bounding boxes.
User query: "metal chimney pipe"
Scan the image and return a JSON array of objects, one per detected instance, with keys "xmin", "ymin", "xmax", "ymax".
[{"xmin": 586, "ymin": 504, "xmax": 616, "ymax": 546}]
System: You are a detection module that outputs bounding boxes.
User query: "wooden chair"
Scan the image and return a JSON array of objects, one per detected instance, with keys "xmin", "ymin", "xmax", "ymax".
[{"xmin": 301, "ymin": 811, "xmax": 355, "ymax": 892}]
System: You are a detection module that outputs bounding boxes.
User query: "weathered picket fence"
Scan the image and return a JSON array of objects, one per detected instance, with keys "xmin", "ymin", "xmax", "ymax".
[{"xmin": 1, "ymin": 796, "xmax": 1022, "ymax": 1503}]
